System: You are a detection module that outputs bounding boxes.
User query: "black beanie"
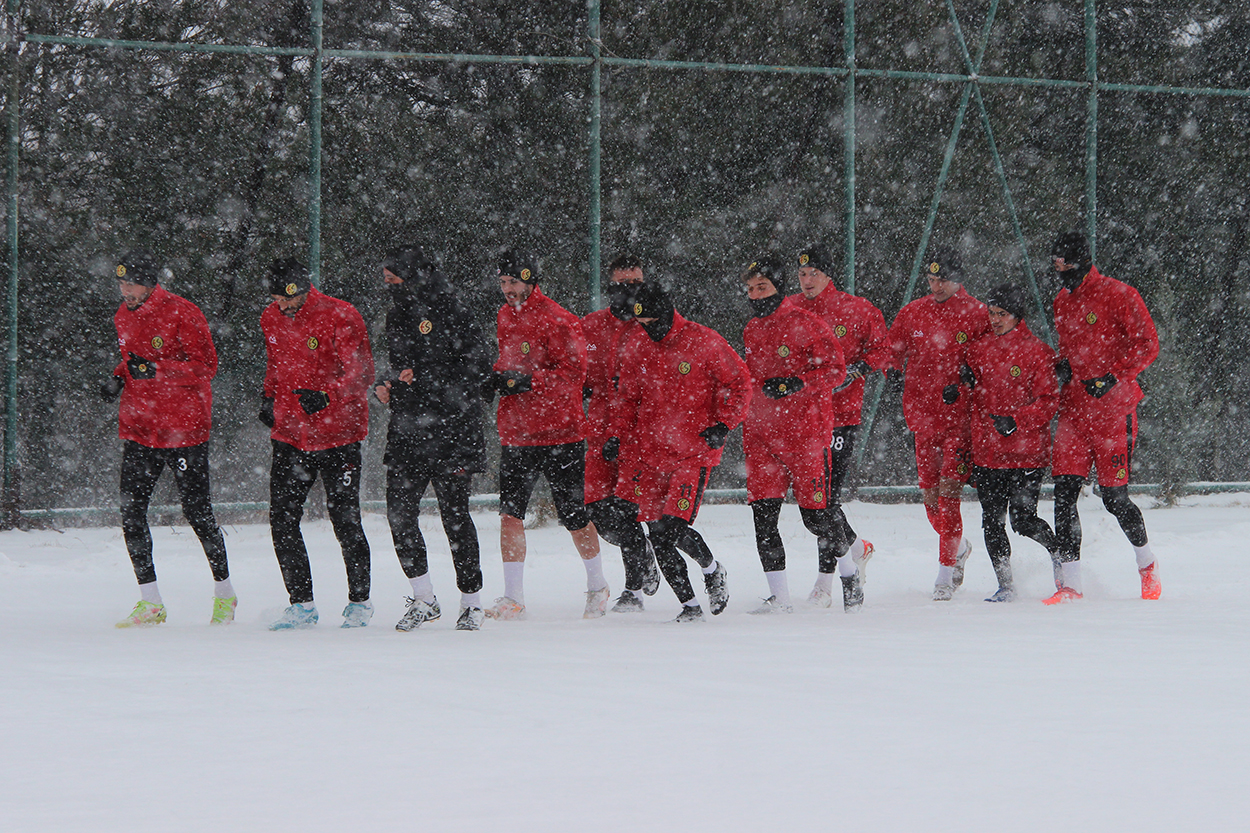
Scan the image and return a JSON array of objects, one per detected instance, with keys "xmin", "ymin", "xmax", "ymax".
[
  {"xmin": 115, "ymin": 249, "xmax": 162, "ymax": 288},
  {"xmin": 745, "ymin": 255, "xmax": 786, "ymax": 296},
  {"xmin": 383, "ymin": 246, "xmax": 435, "ymax": 283},
  {"xmin": 268, "ymin": 257, "xmax": 312, "ymax": 297},
  {"xmin": 797, "ymin": 243, "xmax": 834, "ymax": 276},
  {"xmin": 985, "ymin": 283, "xmax": 1030, "ymax": 320},
  {"xmin": 926, "ymin": 247, "xmax": 962, "ymax": 281},
  {"xmin": 497, "ymin": 250, "xmax": 537, "ymax": 284}
]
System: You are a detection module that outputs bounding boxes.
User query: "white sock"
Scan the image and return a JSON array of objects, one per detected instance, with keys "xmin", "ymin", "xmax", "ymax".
[
  {"xmin": 1061, "ymin": 560, "xmax": 1083, "ymax": 593},
  {"xmin": 683, "ymin": 599, "xmax": 701, "ymax": 608},
  {"xmin": 936, "ymin": 564, "xmax": 954, "ymax": 586},
  {"xmin": 813, "ymin": 572, "xmax": 835, "ymax": 592},
  {"xmin": 765, "ymin": 570, "xmax": 790, "ymax": 605},
  {"xmin": 140, "ymin": 581, "xmax": 162, "ymax": 604},
  {"xmin": 461, "ymin": 592, "xmax": 482, "ymax": 610},
  {"xmin": 409, "ymin": 573, "xmax": 435, "ymax": 602},
  {"xmin": 836, "ymin": 553, "xmax": 858, "ymax": 578},
  {"xmin": 846, "ymin": 538, "xmax": 866, "ymax": 560},
  {"xmin": 582, "ymin": 554, "xmax": 608, "ymax": 592},
  {"xmin": 1133, "ymin": 544, "xmax": 1156, "ymax": 571},
  {"xmin": 214, "ymin": 578, "xmax": 235, "ymax": 599},
  {"xmin": 503, "ymin": 562, "xmax": 525, "ymax": 605},
  {"xmin": 701, "ymin": 559, "xmax": 719, "ymax": 575}
]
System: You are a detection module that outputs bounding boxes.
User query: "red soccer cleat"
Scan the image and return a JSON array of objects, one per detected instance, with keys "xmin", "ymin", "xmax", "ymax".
[
  {"xmin": 1042, "ymin": 586, "xmax": 1083, "ymax": 605},
  {"xmin": 1139, "ymin": 562, "xmax": 1162, "ymax": 600}
]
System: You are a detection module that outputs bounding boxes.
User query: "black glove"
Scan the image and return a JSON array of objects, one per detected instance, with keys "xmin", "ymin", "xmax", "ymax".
[
  {"xmin": 294, "ymin": 388, "xmax": 330, "ymax": 415},
  {"xmin": 481, "ymin": 378, "xmax": 497, "ymax": 401},
  {"xmin": 495, "ymin": 371, "xmax": 532, "ymax": 396},
  {"xmin": 991, "ymin": 414, "xmax": 1017, "ymax": 436},
  {"xmin": 833, "ymin": 361, "xmax": 871, "ymax": 393},
  {"xmin": 1081, "ymin": 374, "xmax": 1117, "ymax": 398},
  {"xmin": 1055, "ymin": 358, "xmax": 1072, "ymax": 387},
  {"xmin": 942, "ymin": 384, "xmax": 960, "ymax": 404},
  {"xmin": 258, "ymin": 397, "xmax": 275, "ymax": 428},
  {"xmin": 959, "ymin": 364, "xmax": 977, "ymax": 388},
  {"xmin": 602, "ymin": 437, "xmax": 620, "ymax": 462},
  {"xmin": 127, "ymin": 352, "xmax": 156, "ymax": 380},
  {"xmin": 99, "ymin": 375, "xmax": 124, "ymax": 400},
  {"xmin": 583, "ymin": 385, "xmax": 594, "ymax": 400},
  {"xmin": 761, "ymin": 376, "xmax": 804, "ymax": 399},
  {"xmin": 699, "ymin": 422, "xmax": 729, "ymax": 450}
]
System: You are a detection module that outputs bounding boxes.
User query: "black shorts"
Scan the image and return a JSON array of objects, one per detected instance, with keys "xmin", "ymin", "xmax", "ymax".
[
  {"xmin": 498, "ymin": 441, "xmax": 590, "ymax": 530},
  {"xmin": 828, "ymin": 425, "xmax": 860, "ymax": 503}
]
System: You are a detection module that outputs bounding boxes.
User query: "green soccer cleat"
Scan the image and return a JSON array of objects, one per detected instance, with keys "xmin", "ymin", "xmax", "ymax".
[
  {"xmin": 211, "ymin": 595, "xmax": 238, "ymax": 625},
  {"xmin": 116, "ymin": 600, "xmax": 167, "ymax": 628}
]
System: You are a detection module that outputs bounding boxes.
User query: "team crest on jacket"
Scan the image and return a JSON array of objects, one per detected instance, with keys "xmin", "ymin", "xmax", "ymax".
[
  {"xmin": 956, "ymin": 331, "xmax": 968, "ymax": 344},
  {"xmin": 1116, "ymin": 467, "xmax": 1127, "ymax": 481},
  {"xmin": 307, "ymin": 336, "xmax": 319, "ymax": 350},
  {"xmin": 678, "ymin": 361, "xmax": 691, "ymax": 375},
  {"xmin": 1009, "ymin": 365, "xmax": 1021, "ymax": 378},
  {"xmin": 419, "ymin": 320, "xmax": 433, "ymax": 335},
  {"xmin": 1086, "ymin": 312, "xmax": 1098, "ymax": 325},
  {"xmin": 634, "ymin": 485, "xmax": 643, "ymax": 497},
  {"xmin": 677, "ymin": 498, "xmax": 691, "ymax": 511},
  {"xmin": 521, "ymin": 341, "xmax": 531, "ymax": 354},
  {"xmin": 956, "ymin": 463, "xmax": 968, "ymax": 475},
  {"xmin": 813, "ymin": 490, "xmax": 824, "ymax": 504},
  {"xmin": 834, "ymin": 325, "xmax": 847, "ymax": 338},
  {"xmin": 150, "ymin": 336, "xmax": 164, "ymax": 350},
  {"xmin": 777, "ymin": 345, "xmax": 790, "ymax": 358}
]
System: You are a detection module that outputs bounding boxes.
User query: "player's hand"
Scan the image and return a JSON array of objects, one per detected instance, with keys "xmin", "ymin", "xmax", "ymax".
[
  {"xmin": 602, "ymin": 437, "xmax": 620, "ymax": 462},
  {"xmin": 374, "ymin": 381, "xmax": 392, "ymax": 405},
  {"xmin": 991, "ymin": 414, "xmax": 1017, "ymax": 436},
  {"xmin": 495, "ymin": 371, "xmax": 532, "ymax": 396},
  {"xmin": 1081, "ymin": 374, "xmax": 1116, "ymax": 398},
  {"xmin": 959, "ymin": 364, "xmax": 977, "ymax": 388},
  {"xmin": 258, "ymin": 397, "xmax": 275, "ymax": 428},
  {"xmin": 942, "ymin": 384, "xmax": 960, "ymax": 404},
  {"xmin": 100, "ymin": 375, "xmax": 124, "ymax": 400},
  {"xmin": 294, "ymin": 389, "xmax": 330, "ymax": 415},
  {"xmin": 127, "ymin": 352, "xmax": 156, "ymax": 380},
  {"xmin": 699, "ymin": 422, "xmax": 729, "ymax": 449},
  {"xmin": 762, "ymin": 377, "xmax": 804, "ymax": 399}
]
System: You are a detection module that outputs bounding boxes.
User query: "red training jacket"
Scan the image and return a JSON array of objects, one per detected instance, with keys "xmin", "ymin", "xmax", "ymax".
[
  {"xmin": 612, "ymin": 312, "xmax": 752, "ymax": 471},
  {"xmin": 888, "ymin": 286, "xmax": 991, "ymax": 435},
  {"xmin": 1053, "ymin": 266, "xmax": 1158, "ymax": 418},
  {"xmin": 262, "ymin": 286, "xmax": 374, "ymax": 452},
  {"xmin": 113, "ymin": 284, "xmax": 217, "ymax": 449},
  {"xmin": 794, "ymin": 286, "xmax": 889, "ymax": 426},
  {"xmin": 742, "ymin": 296, "xmax": 843, "ymax": 454},
  {"xmin": 965, "ymin": 319, "xmax": 1058, "ymax": 469},
  {"xmin": 495, "ymin": 285, "xmax": 588, "ymax": 447},
  {"xmin": 582, "ymin": 307, "xmax": 639, "ymax": 442}
]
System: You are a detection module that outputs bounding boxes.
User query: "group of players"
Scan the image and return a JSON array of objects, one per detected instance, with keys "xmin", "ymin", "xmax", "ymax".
[{"xmin": 103, "ymin": 227, "xmax": 1161, "ymax": 630}]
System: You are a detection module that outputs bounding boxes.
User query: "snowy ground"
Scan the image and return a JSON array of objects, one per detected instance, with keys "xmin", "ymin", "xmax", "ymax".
[{"xmin": 3, "ymin": 492, "xmax": 1248, "ymax": 832}]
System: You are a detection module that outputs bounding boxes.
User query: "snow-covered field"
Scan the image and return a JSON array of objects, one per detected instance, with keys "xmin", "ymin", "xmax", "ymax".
[{"xmin": 3, "ymin": 492, "xmax": 1248, "ymax": 832}]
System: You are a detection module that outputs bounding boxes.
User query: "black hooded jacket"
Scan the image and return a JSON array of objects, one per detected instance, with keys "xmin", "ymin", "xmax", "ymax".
[{"xmin": 382, "ymin": 266, "xmax": 492, "ymax": 472}]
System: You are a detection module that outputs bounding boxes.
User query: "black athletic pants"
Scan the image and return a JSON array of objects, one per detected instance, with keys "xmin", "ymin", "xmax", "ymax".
[
  {"xmin": 973, "ymin": 466, "xmax": 1057, "ymax": 581},
  {"xmin": 120, "ymin": 440, "xmax": 228, "ymax": 585},
  {"xmin": 1053, "ymin": 475, "xmax": 1148, "ymax": 563},
  {"xmin": 750, "ymin": 498, "xmax": 847, "ymax": 573},
  {"xmin": 825, "ymin": 425, "xmax": 860, "ymax": 565},
  {"xmin": 386, "ymin": 458, "xmax": 482, "ymax": 595},
  {"xmin": 270, "ymin": 440, "xmax": 371, "ymax": 605},
  {"xmin": 588, "ymin": 496, "xmax": 652, "ymax": 591}
]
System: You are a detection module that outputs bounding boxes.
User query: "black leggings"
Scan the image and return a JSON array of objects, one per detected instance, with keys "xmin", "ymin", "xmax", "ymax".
[
  {"xmin": 386, "ymin": 461, "xmax": 482, "ymax": 595},
  {"xmin": 751, "ymin": 498, "xmax": 847, "ymax": 573},
  {"xmin": 1053, "ymin": 475, "xmax": 1148, "ymax": 562},
  {"xmin": 270, "ymin": 440, "xmax": 371, "ymax": 605},
  {"xmin": 120, "ymin": 440, "xmax": 228, "ymax": 585},
  {"xmin": 589, "ymin": 496, "xmax": 651, "ymax": 591},
  {"xmin": 974, "ymin": 467, "xmax": 1057, "ymax": 573}
]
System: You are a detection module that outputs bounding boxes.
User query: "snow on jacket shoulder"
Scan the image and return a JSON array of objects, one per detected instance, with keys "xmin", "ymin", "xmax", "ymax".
[
  {"xmin": 113, "ymin": 284, "xmax": 217, "ymax": 449},
  {"xmin": 966, "ymin": 320, "xmax": 1058, "ymax": 469},
  {"xmin": 612, "ymin": 312, "xmax": 752, "ymax": 471},
  {"xmin": 888, "ymin": 286, "xmax": 991, "ymax": 435},
  {"xmin": 794, "ymin": 287, "xmax": 889, "ymax": 426},
  {"xmin": 1053, "ymin": 266, "xmax": 1158, "ymax": 417},
  {"xmin": 743, "ymin": 297, "xmax": 843, "ymax": 452},
  {"xmin": 262, "ymin": 286, "xmax": 374, "ymax": 452},
  {"xmin": 494, "ymin": 285, "xmax": 588, "ymax": 447}
]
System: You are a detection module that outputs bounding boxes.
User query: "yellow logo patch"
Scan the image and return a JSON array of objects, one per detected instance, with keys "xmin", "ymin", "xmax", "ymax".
[
  {"xmin": 929, "ymin": 261, "xmax": 941, "ymax": 274},
  {"xmin": 150, "ymin": 336, "xmax": 164, "ymax": 350},
  {"xmin": 418, "ymin": 320, "xmax": 433, "ymax": 335},
  {"xmin": 956, "ymin": 463, "xmax": 968, "ymax": 475},
  {"xmin": 1086, "ymin": 312, "xmax": 1098, "ymax": 325},
  {"xmin": 520, "ymin": 268, "xmax": 531, "ymax": 281},
  {"xmin": 285, "ymin": 282, "xmax": 299, "ymax": 296},
  {"xmin": 678, "ymin": 361, "xmax": 691, "ymax": 375},
  {"xmin": 799, "ymin": 253, "xmax": 810, "ymax": 266},
  {"xmin": 777, "ymin": 383, "xmax": 788, "ymax": 393},
  {"xmin": 633, "ymin": 302, "xmax": 643, "ymax": 316},
  {"xmin": 116, "ymin": 264, "xmax": 127, "ymax": 278},
  {"xmin": 677, "ymin": 498, "xmax": 691, "ymax": 512},
  {"xmin": 1010, "ymin": 365, "xmax": 1021, "ymax": 378},
  {"xmin": 1116, "ymin": 467, "xmax": 1127, "ymax": 481},
  {"xmin": 634, "ymin": 485, "xmax": 643, "ymax": 497},
  {"xmin": 777, "ymin": 345, "xmax": 790, "ymax": 358},
  {"xmin": 506, "ymin": 378, "xmax": 516, "ymax": 388},
  {"xmin": 835, "ymin": 325, "xmax": 847, "ymax": 338},
  {"xmin": 521, "ymin": 341, "xmax": 531, "ymax": 354},
  {"xmin": 813, "ymin": 490, "xmax": 825, "ymax": 504},
  {"xmin": 956, "ymin": 331, "xmax": 968, "ymax": 344},
  {"xmin": 307, "ymin": 337, "xmax": 319, "ymax": 350}
]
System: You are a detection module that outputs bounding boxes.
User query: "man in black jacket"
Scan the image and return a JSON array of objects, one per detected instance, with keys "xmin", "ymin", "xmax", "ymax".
[{"xmin": 375, "ymin": 246, "xmax": 494, "ymax": 631}]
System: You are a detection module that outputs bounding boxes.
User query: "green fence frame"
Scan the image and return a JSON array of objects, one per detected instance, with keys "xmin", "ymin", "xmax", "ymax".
[{"xmin": 4, "ymin": 1, "xmax": 1250, "ymax": 523}]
